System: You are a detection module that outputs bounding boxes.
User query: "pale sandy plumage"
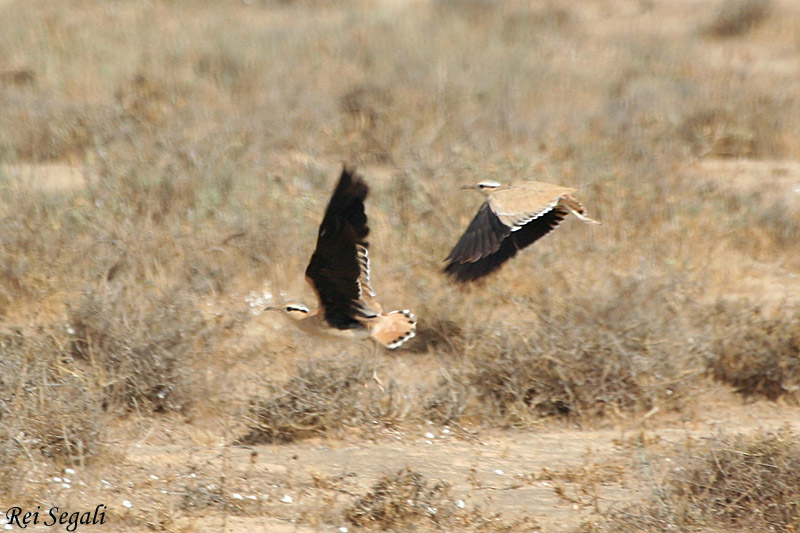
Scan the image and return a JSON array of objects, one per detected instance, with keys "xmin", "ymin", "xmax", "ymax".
[{"xmin": 444, "ymin": 180, "xmax": 600, "ymax": 282}]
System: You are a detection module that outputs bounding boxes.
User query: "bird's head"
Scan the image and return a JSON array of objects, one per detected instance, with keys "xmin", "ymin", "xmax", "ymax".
[
  {"xmin": 264, "ymin": 302, "xmax": 310, "ymax": 321},
  {"xmin": 461, "ymin": 180, "xmax": 504, "ymax": 197}
]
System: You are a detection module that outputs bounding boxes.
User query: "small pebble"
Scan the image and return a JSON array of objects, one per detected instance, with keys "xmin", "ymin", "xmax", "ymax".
[
  {"xmin": 424, "ymin": 432, "xmax": 435, "ymax": 439},
  {"xmin": 232, "ymin": 493, "xmax": 243, "ymax": 500},
  {"xmin": 455, "ymin": 499, "xmax": 466, "ymax": 509},
  {"xmin": 280, "ymin": 494, "xmax": 293, "ymax": 504},
  {"xmin": 64, "ymin": 468, "xmax": 76, "ymax": 475},
  {"xmin": 494, "ymin": 469, "xmax": 504, "ymax": 475},
  {"xmin": 122, "ymin": 500, "xmax": 133, "ymax": 509}
]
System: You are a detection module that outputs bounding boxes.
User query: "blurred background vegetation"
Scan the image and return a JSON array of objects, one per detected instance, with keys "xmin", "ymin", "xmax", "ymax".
[{"xmin": 0, "ymin": 0, "xmax": 798, "ymax": 530}]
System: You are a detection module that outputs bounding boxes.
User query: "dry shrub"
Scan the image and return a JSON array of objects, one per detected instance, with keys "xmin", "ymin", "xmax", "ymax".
[
  {"xmin": 678, "ymin": 108, "xmax": 754, "ymax": 158},
  {"xmin": 406, "ymin": 317, "xmax": 465, "ymax": 354},
  {"xmin": 0, "ymin": 91, "xmax": 118, "ymax": 162},
  {"xmin": 600, "ymin": 428, "xmax": 800, "ymax": 531},
  {"xmin": 461, "ymin": 276, "xmax": 703, "ymax": 427},
  {"xmin": 0, "ymin": 68, "xmax": 35, "ymax": 87},
  {"xmin": 0, "ymin": 329, "xmax": 105, "ymax": 475},
  {"xmin": 115, "ymin": 73, "xmax": 175, "ymax": 125},
  {"xmin": 68, "ymin": 286, "xmax": 207, "ymax": 414},
  {"xmin": 676, "ymin": 429, "xmax": 800, "ymax": 530},
  {"xmin": 0, "ymin": 201, "xmax": 70, "ymax": 311},
  {"xmin": 467, "ymin": 328, "xmax": 679, "ymax": 426},
  {"xmin": 338, "ymin": 84, "xmax": 397, "ymax": 164},
  {"xmin": 703, "ymin": 0, "xmax": 773, "ymax": 37},
  {"xmin": 346, "ymin": 468, "xmax": 455, "ymax": 529},
  {"xmin": 423, "ymin": 370, "xmax": 473, "ymax": 425},
  {"xmin": 706, "ymin": 302, "xmax": 800, "ymax": 401},
  {"xmin": 238, "ymin": 356, "xmax": 403, "ymax": 444},
  {"xmin": 346, "ymin": 468, "xmax": 537, "ymax": 531}
]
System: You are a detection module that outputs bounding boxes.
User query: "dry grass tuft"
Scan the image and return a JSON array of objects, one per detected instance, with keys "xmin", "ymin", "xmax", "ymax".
[
  {"xmin": 706, "ymin": 302, "xmax": 800, "ymax": 401},
  {"xmin": 599, "ymin": 428, "xmax": 800, "ymax": 531},
  {"xmin": 238, "ymin": 356, "xmax": 401, "ymax": 444},
  {"xmin": 703, "ymin": 0, "xmax": 773, "ymax": 37}
]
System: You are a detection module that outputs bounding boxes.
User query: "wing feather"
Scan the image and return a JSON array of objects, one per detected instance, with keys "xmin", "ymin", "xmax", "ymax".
[
  {"xmin": 444, "ymin": 208, "xmax": 567, "ymax": 283},
  {"xmin": 304, "ymin": 166, "xmax": 373, "ymax": 329},
  {"xmin": 444, "ymin": 202, "xmax": 511, "ymax": 264}
]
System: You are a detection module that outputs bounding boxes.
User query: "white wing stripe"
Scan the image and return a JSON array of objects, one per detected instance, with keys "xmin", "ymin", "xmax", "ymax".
[
  {"xmin": 495, "ymin": 197, "xmax": 560, "ymax": 232},
  {"xmin": 356, "ymin": 245, "xmax": 376, "ymax": 298}
]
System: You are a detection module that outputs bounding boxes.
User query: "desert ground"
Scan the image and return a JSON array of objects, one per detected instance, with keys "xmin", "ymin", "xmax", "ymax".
[{"xmin": 1, "ymin": 0, "xmax": 799, "ymax": 531}]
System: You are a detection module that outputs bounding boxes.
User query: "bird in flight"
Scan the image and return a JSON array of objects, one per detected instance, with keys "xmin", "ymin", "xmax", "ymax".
[
  {"xmin": 266, "ymin": 166, "xmax": 416, "ymax": 385},
  {"xmin": 444, "ymin": 180, "xmax": 600, "ymax": 283}
]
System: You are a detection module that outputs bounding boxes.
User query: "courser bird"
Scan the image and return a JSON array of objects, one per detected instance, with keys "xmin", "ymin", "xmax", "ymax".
[
  {"xmin": 444, "ymin": 180, "xmax": 600, "ymax": 283},
  {"xmin": 266, "ymin": 166, "xmax": 416, "ymax": 384}
]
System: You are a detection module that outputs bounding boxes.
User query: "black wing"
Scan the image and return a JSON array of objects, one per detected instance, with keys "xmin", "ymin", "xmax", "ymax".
[
  {"xmin": 445, "ymin": 202, "xmax": 511, "ymax": 265},
  {"xmin": 305, "ymin": 166, "xmax": 370, "ymax": 329},
  {"xmin": 444, "ymin": 207, "xmax": 566, "ymax": 283}
]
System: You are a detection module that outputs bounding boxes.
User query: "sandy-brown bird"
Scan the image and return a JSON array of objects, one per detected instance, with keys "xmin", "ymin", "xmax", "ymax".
[
  {"xmin": 444, "ymin": 180, "xmax": 600, "ymax": 283},
  {"xmin": 266, "ymin": 166, "xmax": 416, "ymax": 382}
]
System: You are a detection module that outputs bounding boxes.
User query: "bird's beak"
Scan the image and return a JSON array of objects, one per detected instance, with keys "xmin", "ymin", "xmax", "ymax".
[
  {"xmin": 460, "ymin": 184, "xmax": 476, "ymax": 190},
  {"xmin": 264, "ymin": 306, "xmax": 277, "ymax": 312}
]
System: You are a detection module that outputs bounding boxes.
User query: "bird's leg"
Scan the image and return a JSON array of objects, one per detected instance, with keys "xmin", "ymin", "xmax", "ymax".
[
  {"xmin": 356, "ymin": 341, "xmax": 385, "ymax": 391},
  {"xmin": 370, "ymin": 341, "xmax": 385, "ymax": 392}
]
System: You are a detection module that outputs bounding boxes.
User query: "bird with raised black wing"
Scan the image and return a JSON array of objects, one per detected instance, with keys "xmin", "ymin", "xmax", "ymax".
[
  {"xmin": 444, "ymin": 180, "xmax": 600, "ymax": 283},
  {"xmin": 265, "ymin": 165, "xmax": 416, "ymax": 386}
]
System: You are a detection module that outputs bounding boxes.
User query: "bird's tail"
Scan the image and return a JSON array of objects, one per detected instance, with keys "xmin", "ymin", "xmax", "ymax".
[{"xmin": 370, "ymin": 310, "xmax": 417, "ymax": 349}]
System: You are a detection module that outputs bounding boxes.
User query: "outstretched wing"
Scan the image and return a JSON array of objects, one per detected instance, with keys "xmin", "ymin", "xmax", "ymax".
[
  {"xmin": 444, "ymin": 203, "xmax": 567, "ymax": 283},
  {"xmin": 444, "ymin": 202, "xmax": 512, "ymax": 265},
  {"xmin": 305, "ymin": 166, "xmax": 374, "ymax": 329}
]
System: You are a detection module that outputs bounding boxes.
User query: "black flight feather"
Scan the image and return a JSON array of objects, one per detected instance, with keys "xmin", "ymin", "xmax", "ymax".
[
  {"xmin": 444, "ymin": 207, "xmax": 566, "ymax": 283},
  {"xmin": 305, "ymin": 166, "xmax": 370, "ymax": 329}
]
